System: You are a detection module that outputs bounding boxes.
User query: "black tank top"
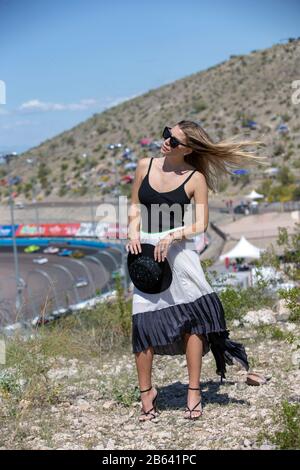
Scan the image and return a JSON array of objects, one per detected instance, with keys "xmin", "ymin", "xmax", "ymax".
[{"xmin": 138, "ymin": 157, "xmax": 197, "ymax": 233}]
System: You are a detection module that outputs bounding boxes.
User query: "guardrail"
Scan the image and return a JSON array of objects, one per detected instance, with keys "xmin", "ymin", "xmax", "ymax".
[
  {"xmin": 0, "ymin": 236, "xmax": 125, "ymax": 330},
  {"xmin": 0, "ymin": 236, "xmax": 118, "ymax": 249},
  {"xmin": 0, "ymin": 222, "xmax": 128, "ymax": 239},
  {"xmin": 0, "ymin": 288, "xmax": 119, "ymax": 337},
  {"xmin": 210, "ymin": 221, "xmax": 227, "ymax": 241}
]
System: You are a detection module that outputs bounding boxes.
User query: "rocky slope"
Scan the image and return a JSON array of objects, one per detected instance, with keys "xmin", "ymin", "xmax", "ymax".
[
  {"xmin": 1, "ymin": 317, "xmax": 299, "ymax": 450},
  {"xmin": 2, "ymin": 39, "xmax": 300, "ymax": 202}
]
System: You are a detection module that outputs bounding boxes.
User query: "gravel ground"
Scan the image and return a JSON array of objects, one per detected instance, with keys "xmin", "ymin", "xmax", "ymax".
[{"xmin": 1, "ymin": 322, "xmax": 299, "ymax": 450}]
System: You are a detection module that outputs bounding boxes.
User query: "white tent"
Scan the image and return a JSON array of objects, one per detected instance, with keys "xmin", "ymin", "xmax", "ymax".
[
  {"xmin": 219, "ymin": 236, "xmax": 265, "ymax": 261},
  {"xmin": 244, "ymin": 189, "xmax": 264, "ymax": 200}
]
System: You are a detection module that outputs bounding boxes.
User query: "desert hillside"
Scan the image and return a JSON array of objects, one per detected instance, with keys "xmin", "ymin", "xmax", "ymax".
[{"xmin": 1, "ymin": 39, "xmax": 300, "ymax": 203}]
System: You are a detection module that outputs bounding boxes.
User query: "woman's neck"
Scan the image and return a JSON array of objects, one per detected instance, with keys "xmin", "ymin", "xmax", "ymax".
[{"xmin": 163, "ymin": 155, "xmax": 186, "ymax": 171}]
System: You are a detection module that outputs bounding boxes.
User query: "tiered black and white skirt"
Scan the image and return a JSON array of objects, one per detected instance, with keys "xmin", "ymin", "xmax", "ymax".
[{"xmin": 131, "ymin": 226, "xmax": 249, "ymax": 379}]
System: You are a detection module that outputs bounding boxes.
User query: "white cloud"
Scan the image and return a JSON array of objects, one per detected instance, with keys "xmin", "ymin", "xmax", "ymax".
[
  {"xmin": 19, "ymin": 98, "xmax": 99, "ymax": 112},
  {"xmin": 18, "ymin": 93, "xmax": 144, "ymax": 113},
  {"xmin": 1, "ymin": 119, "xmax": 34, "ymax": 130}
]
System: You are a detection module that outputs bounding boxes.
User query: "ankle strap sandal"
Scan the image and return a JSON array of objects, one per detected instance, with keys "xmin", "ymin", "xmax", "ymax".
[
  {"xmin": 139, "ymin": 386, "xmax": 159, "ymax": 421},
  {"xmin": 140, "ymin": 386, "xmax": 153, "ymax": 393},
  {"xmin": 184, "ymin": 386, "xmax": 203, "ymax": 420}
]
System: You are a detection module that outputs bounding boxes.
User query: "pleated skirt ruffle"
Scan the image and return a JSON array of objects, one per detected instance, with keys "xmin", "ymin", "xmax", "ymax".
[
  {"xmin": 132, "ymin": 291, "xmax": 226, "ymax": 355},
  {"xmin": 131, "ymin": 227, "xmax": 249, "ymax": 378}
]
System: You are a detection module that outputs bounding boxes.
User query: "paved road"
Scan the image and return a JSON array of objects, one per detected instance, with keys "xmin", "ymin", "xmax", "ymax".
[
  {"xmin": 0, "ymin": 204, "xmax": 251, "ymax": 327},
  {"xmin": 0, "ymin": 245, "xmax": 122, "ymax": 327}
]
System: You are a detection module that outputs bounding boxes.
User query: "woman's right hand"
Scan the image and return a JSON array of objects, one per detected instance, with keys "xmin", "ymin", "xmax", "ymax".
[{"xmin": 125, "ymin": 238, "xmax": 142, "ymax": 255}]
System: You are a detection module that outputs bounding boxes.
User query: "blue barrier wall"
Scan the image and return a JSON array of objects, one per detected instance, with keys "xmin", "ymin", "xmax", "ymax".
[{"xmin": 0, "ymin": 237, "xmax": 121, "ymax": 250}]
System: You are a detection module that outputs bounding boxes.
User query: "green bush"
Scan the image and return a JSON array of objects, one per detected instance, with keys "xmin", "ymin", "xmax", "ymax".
[
  {"xmin": 218, "ymin": 180, "xmax": 228, "ymax": 193},
  {"xmin": 292, "ymin": 185, "xmax": 300, "ymax": 200},
  {"xmin": 66, "ymin": 136, "xmax": 75, "ymax": 146},
  {"xmin": 219, "ymin": 283, "xmax": 276, "ymax": 321},
  {"xmin": 274, "ymin": 144, "xmax": 284, "ymax": 156},
  {"xmin": 202, "ymin": 261, "xmax": 276, "ymax": 321},
  {"xmin": 0, "ymin": 370, "xmax": 22, "ymax": 397},
  {"xmin": 1, "ymin": 337, "xmax": 63, "ymax": 409},
  {"xmin": 58, "ymin": 185, "xmax": 68, "ymax": 197},
  {"xmin": 254, "ymin": 324, "xmax": 296, "ymax": 342},
  {"xmin": 278, "ymin": 287, "xmax": 300, "ymax": 322},
  {"xmin": 257, "ymin": 179, "xmax": 272, "ymax": 198},
  {"xmin": 258, "ymin": 401, "xmax": 300, "ymax": 449},
  {"xmin": 277, "ymin": 166, "xmax": 295, "ymax": 185},
  {"xmin": 268, "ymin": 184, "xmax": 295, "ymax": 203},
  {"xmin": 96, "ymin": 125, "xmax": 108, "ymax": 135},
  {"xmin": 78, "ymin": 185, "xmax": 88, "ymax": 196},
  {"xmin": 276, "ymin": 224, "xmax": 300, "ymax": 281},
  {"xmin": 111, "ymin": 371, "xmax": 140, "ymax": 407},
  {"xmin": 114, "ymin": 273, "xmax": 131, "ymax": 337},
  {"xmin": 192, "ymin": 99, "xmax": 207, "ymax": 113}
]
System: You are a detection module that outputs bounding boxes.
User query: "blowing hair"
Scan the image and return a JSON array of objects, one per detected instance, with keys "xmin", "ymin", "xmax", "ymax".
[{"xmin": 177, "ymin": 120, "xmax": 269, "ymax": 193}]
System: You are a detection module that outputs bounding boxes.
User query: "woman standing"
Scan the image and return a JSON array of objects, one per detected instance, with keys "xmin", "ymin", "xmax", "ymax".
[{"xmin": 126, "ymin": 120, "xmax": 266, "ymax": 422}]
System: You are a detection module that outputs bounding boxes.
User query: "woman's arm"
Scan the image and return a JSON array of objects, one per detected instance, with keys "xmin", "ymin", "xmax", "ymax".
[{"xmin": 127, "ymin": 158, "xmax": 149, "ymax": 251}]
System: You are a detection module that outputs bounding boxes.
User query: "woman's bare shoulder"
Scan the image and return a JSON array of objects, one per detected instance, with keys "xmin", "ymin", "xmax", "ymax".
[
  {"xmin": 137, "ymin": 156, "xmax": 150, "ymax": 163},
  {"xmin": 193, "ymin": 170, "xmax": 207, "ymax": 182},
  {"xmin": 134, "ymin": 157, "xmax": 153, "ymax": 181},
  {"xmin": 136, "ymin": 157, "xmax": 151, "ymax": 172},
  {"xmin": 192, "ymin": 171, "xmax": 208, "ymax": 194}
]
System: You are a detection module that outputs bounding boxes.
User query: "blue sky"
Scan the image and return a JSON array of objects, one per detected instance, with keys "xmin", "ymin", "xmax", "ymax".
[{"xmin": 0, "ymin": 0, "xmax": 299, "ymax": 154}]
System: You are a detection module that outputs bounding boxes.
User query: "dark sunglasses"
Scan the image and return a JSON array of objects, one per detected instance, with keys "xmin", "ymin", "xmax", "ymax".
[{"xmin": 162, "ymin": 126, "xmax": 190, "ymax": 149}]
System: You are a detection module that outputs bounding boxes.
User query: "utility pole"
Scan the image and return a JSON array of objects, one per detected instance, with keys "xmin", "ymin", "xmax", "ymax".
[
  {"xmin": 6, "ymin": 153, "xmax": 23, "ymax": 310},
  {"xmin": 26, "ymin": 158, "xmax": 40, "ymax": 233},
  {"xmin": 108, "ymin": 143, "xmax": 128, "ymax": 295},
  {"xmin": 82, "ymin": 153, "xmax": 96, "ymax": 234}
]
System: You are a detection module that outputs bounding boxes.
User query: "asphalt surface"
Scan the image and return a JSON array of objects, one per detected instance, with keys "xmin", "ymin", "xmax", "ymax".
[
  {"xmin": 0, "ymin": 206, "xmax": 224, "ymax": 328},
  {"xmin": 0, "ymin": 207, "xmax": 229, "ymax": 327},
  {"xmin": 0, "ymin": 244, "xmax": 122, "ymax": 327}
]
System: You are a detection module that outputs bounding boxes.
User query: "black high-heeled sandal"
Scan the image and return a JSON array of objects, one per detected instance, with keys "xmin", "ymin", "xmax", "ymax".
[
  {"xmin": 184, "ymin": 386, "xmax": 203, "ymax": 420},
  {"xmin": 139, "ymin": 386, "xmax": 159, "ymax": 422}
]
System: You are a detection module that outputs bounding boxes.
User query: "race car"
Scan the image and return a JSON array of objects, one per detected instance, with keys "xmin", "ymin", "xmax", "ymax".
[
  {"xmin": 75, "ymin": 277, "xmax": 88, "ymax": 288},
  {"xmin": 58, "ymin": 248, "xmax": 73, "ymax": 257},
  {"xmin": 43, "ymin": 246, "xmax": 59, "ymax": 254},
  {"xmin": 33, "ymin": 256, "xmax": 48, "ymax": 265},
  {"xmin": 24, "ymin": 245, "xmax": 40, "ymax": 253},
  {"xmin": 71, "ymin": 249, "xmax": 85, "ymax": 258}
]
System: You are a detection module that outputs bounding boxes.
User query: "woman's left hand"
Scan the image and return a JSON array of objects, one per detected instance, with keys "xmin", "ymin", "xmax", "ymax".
[{"xmin": 154, "ymin": 234, "xmax": 173, "ymax": 262}]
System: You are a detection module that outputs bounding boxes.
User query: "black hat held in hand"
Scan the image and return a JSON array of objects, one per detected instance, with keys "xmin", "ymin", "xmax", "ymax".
[{"xmin": 127, "ymin": 243, "xmax": 172, "ymax": 294}]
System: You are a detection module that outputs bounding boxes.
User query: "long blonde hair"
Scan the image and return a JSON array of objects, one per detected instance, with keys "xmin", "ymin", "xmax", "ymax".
[{"xmin": 178, "ymin": 120, "xmax": 269, "ymax": 193}]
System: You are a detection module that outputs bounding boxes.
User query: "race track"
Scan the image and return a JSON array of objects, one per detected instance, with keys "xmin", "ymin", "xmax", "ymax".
[{"xmin": 0, "ymin": 243, "xmax": 122, "ymax": 327}]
